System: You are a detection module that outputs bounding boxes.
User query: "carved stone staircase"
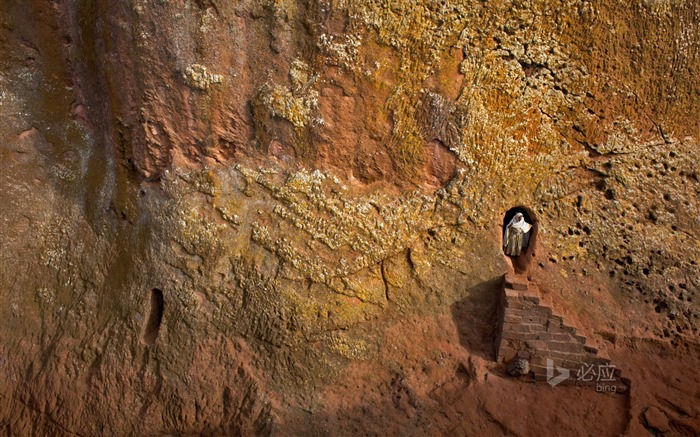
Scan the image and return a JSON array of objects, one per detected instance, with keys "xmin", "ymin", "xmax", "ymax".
[{"xmin": 495, "ymin": 273, "xmax": 629, "ymax": 390}]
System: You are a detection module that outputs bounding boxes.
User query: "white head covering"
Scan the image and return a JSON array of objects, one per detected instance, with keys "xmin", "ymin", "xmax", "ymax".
[{"xmin": 504, "ymin": 212, "xmax": 532, "ymax": 245}]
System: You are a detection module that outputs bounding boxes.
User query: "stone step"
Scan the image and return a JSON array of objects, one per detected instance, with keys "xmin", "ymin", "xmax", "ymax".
[
  {"xmin": 504, "ymin": 273, "xmax": 529, "ymax": 291},
  {"xmin": 537, "ymin": 290, "xmax": 598, "ymax": 346},
  {"xmin": 540, "ymin": 292, "xmax": 554, "ymax": 309},
  {"xmin": 596, "ymin": 345, "xmax": 611, "ymax": 361},
  {"xmin": 583, "ymin": 339, "xmax": 599, "ymax": 354},
  {"xmin": 497, "ymin": 273, "xmax": 626, "ymax": 386}
]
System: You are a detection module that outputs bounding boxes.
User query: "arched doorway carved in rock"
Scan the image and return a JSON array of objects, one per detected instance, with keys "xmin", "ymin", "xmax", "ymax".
[{"xmin": 502, "ymin": 206, "xmax": 538, "ymax": 274}]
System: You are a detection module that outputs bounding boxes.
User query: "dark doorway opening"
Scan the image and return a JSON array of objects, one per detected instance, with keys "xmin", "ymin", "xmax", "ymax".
[
  {"xmin": 143, "ymin": 288, "xmax": 164, "ymax": 346},
  {"xmin": 502, "ymin": 206, "xmax": 538, "ymax": 274}
]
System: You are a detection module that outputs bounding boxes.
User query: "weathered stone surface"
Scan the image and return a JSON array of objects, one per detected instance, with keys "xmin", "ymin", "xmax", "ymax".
[
  {"xmin": 505, "ymin": 274, "xmax": 529, "ymax": 289},
  {"xmin": 507, "ymin": 357, "xmax": 530, "ymax": 377},
  {"xmin": 642, "ymin": 406, "xmax": 671, "ymax": 433},
  {"xmin": 497, "ymin": 274, "xmax": 629, "ymax": 393},
  {"xmin": 1, "ymin": 0, "xmax": 699, "ymax": 435}
]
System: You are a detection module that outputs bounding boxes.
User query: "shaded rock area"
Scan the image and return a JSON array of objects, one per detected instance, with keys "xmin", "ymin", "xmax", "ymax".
[{"xmin": 1, "ymin": 0, "xmax": 699, "ymax": 435}]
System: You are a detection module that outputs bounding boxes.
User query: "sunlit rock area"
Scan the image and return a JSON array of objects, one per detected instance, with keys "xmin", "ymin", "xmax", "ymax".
[{"xmin": 1, "ymin": 1, "xmax": 699, "ymax": 435}]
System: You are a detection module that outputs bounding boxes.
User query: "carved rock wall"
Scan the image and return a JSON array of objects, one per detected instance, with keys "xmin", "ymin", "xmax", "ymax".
[{"xmin": 1, "ymin": 0, "xmax": 699, "ymax": 435}]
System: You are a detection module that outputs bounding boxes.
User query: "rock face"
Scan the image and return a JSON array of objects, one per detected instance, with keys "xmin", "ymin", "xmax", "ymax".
[
  {"xmin": 1, "ymin": 0, "xmax": 699, "ymax": 435},
  {"xmin": 507, "ymin": 358, "xmax": 530, "ymax": 378}
]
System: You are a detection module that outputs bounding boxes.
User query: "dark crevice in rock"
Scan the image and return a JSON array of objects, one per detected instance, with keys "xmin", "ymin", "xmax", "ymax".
[{"xmin": 143, "ymin": 288, "xmax": 164, "ymax": 346}]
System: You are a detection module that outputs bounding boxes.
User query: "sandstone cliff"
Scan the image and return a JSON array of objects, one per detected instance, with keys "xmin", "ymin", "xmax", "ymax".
[{"xmin": 1, "ymin": 1, "xmax": 699, "ymax": 435}]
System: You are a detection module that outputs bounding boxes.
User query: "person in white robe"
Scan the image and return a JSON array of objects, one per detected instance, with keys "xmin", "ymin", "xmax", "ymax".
[{"xmin": 503, "ymin": 213, "xmax": 532, "ymax": 257}]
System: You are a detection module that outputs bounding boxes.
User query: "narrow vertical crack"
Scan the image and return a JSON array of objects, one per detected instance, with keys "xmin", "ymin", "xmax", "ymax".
[{"xmin": 142, "ymin": 288, "xmax": 164, "ymax": 346}]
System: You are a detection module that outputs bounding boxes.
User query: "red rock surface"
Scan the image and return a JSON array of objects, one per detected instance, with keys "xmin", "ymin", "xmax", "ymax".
[{"xmin": 1, "ymin": 0, "xmax": 699, "ymax": 435}]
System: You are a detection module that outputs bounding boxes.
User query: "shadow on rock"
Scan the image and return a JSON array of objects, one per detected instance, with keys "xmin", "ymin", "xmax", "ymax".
[{"xmin": 450, "ymin": 275, "xmax": 503, "ymax": 361}]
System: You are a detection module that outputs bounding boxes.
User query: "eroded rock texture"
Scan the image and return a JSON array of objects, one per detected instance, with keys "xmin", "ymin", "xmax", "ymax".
[{"xmin": 1, "ymin": 0, "xmax": 699, "ymax": 435}]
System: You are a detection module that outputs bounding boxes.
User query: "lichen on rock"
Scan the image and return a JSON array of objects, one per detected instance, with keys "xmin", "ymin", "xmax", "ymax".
[
  {"xmin": 183, "ymin": 63, "xmax": 223, "ymax": 91},
  {"xmin": 2, "ymin": 0, "xmax": 700, "ymax": 435}
]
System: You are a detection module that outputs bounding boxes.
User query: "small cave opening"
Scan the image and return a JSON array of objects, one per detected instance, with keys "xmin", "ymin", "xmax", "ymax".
[
  {"xmin": 502, "ymin": 206, "xmax": 538, "ymax": 274},
  {"xmin": 142, "ymin": 288, "xmax": 164, "ymax": 346}
]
